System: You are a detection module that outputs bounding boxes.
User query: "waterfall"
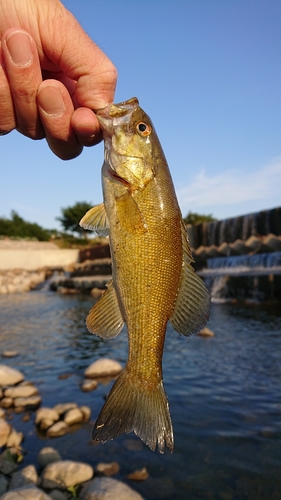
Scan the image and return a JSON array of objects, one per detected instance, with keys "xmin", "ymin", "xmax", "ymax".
[
  {"xmin": 206, "ymin": 252, "xmax": 281, "ymax": 271},
  {"xmin": 189, "ymin": 206, "xmax": 281, "ymax": 248}
]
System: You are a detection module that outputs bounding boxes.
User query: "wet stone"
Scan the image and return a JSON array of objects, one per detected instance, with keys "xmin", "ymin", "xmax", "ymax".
[
  {"xmin": 4, "ymin": 386, "xmax": 38, "ymax": 399},
  {"xmin": 84, "ymin": 358, "xmax": 122, "ymax": 378},
  {"xmin": 52, "ymin": 403, "xmax": 77, "ymax": 416},
  {"xmin": 46, "ymin": 421, "xmax": 69, "ymax": 438},
  {"xmin": 81, "ymin": 380, "xmax": 98, "ymax": 392},
  {"xmin": 41, "ymin": 460, "xmax": 94, "ymax": 489},
  {"xmin": 13, "ymin": 396, "xmax": 41, "ymax": 409},
  {"xmin": 37, "ymin": 447, "xmax": 62, "ymax": 468},
  {"xmin": 127, "ymin": 467, "xmax": 149, "ymax": 481},
  {"xmin": 0, "ymin": 398, "xmax": 13, "ymax": 409},
  {"xmin": 96, "ymin": 462, "xmax": 120, "ymax": 476},
  {"xmin": 0, "ymin": 365, "xmax": 24, "ymax": 386}
]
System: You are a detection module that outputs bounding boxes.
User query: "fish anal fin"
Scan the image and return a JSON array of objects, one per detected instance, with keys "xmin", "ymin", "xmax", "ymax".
[
  {"xmin": 80, "ymin": 203, "xmax": 109, "ymax": 236},
  {"xmin": 86, "ymin": 281, "xmax": 124, "ymax": 338},
  {"xmin": 92, "ymin": 369, "xmax": 174, "ymax": 453},
  {"xmin": 170, "ymin": 220, "xmax": 211, "ymax": 336}
]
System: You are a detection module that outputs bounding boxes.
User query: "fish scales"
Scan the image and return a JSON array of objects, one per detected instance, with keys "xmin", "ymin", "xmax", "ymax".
[{"xmin": 80, "ymin": 97, "xmax": 211, "ymax": 453}]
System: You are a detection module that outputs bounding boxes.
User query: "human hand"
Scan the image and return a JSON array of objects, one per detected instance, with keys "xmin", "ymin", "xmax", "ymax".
[{"xmin": 0, "ymin": 0, "xmax": 117, "ymax": 159}]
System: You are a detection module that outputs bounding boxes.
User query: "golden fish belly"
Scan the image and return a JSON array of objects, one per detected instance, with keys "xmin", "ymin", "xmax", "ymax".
[{"xmin": 104, "ymin": 169, "xmax": 183, "ymax": 384}]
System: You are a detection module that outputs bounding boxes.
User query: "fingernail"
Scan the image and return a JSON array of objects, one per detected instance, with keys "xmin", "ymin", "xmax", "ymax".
[
  {"xmin": 6, "ymin": 31, "xmax": 33, "ymax": 67},
  {"xmin": 38, "ymin": 86, "xmax": 65, "ymax": 116}
]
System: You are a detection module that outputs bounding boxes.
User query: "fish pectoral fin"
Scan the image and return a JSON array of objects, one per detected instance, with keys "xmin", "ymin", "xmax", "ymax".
[
  {"xmin": 86, "ymin": 280, "xmax": 124, "ymax": 338},
  {"xmin": 79, "ymin": 203, "xmax": 109, "ymax": 236},
  {"xmin": 170, "ymin": 220, "xmax": 211, "ymax": 336},
  {"xmin": 116, "ymin": 191, "xmax": 147, "ymax": 235}
]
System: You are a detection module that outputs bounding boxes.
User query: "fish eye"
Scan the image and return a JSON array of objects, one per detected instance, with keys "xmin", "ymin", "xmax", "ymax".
[{"xmin": 137, "ymin": 122, "xmax": 152, "ymax": 136}]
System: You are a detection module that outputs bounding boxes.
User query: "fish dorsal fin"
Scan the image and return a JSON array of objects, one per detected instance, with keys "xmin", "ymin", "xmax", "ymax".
[
  {"xmin": 80, "ymin": 203, "xmax": 109, "ymax": 236},
  {"xmin": 170, "ymin": 220, "xmax": 211, "ymax": 336},
  {"xmin": 86, "ymin": 280, "xmax": 124, "ymax": 338}
]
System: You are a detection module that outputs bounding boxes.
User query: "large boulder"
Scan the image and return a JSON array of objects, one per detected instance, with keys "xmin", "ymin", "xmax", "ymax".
[
  {"xmin": 37, "ymin": 447, "xmax": 61, "ymax": 468},
  {"xmin": 0, "ymin": 484, "xmax": 52, "ymax": 499},
  {"xmin": 84, "ymin": 359, "xmax": 122, "ymax": 379},
  {"xmin": 9, "ymin": 465, "xmax": 38, "ymax": 490},
  {"xmin": 4, "ymin": 386, "xmax": 38, "ymax": 399},
  {"xmin": 41, "ymin": 460, "xmax": 93, "ymax": 489},
  {"xmin": 0, "ymin": 366, "xmax": 24, "ymax": 386},
  {"xmin": 0, "ymin": 418, "xmax": 11, "ymax": 447},
  {"xmin": 80, "ymin": 477, "xmax": 145, "ymax": 500}
]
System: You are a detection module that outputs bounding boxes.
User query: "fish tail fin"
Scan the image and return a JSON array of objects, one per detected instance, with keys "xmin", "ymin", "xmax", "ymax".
[{"xmin": 92, "ymin": 368, "xmax": 174, "ymax": 453}]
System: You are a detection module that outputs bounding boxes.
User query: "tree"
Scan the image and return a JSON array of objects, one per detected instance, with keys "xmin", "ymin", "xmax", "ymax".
[
  {"xmin": 57, "ymin": 201, "xmax": 93, "ymax": 237},
  {"xmin": 183, "ymin": 211, "xmax": 217, "ymax": 225},
  {"xmin": 0, "ymin": 211, "xmax": 50, "ymax": 240}
]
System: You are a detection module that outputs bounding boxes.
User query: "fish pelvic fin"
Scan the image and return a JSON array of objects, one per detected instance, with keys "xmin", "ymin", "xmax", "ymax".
[
  {"xmin": 79, "ymin": 203, "xmax": 109, "ymax": 236},
  {"xmin": 170, "ymin": 220, "xmax": 211, "ymax": 336},
  {"xmin": 86, "ymin": 280, "xmax": 124, "ymax": 338},
  {"xmin": 92, "ymin": 369, "xmax": 174, "ymax": 453}
]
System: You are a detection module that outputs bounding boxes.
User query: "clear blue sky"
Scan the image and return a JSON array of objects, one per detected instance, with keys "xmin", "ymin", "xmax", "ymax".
[{"xmin": 1, "ymin": 0, "xmax": 281, "ymax": 230}]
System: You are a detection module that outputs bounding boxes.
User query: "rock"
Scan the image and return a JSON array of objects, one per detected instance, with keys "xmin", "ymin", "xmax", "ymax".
[
  {"xmin": 79, "ymin": 406, "xmax": 91, "ymax": 422},
  {"xmin": 245, "ymin": 235, "xmax": 262, "ymax": 252},
  {"xmin": 46, "ymin": 422, "xmax": 69, "ymax": 438},
  {"xmin": 127, "ymin": 467, "xmax": 149, "ymax": 481},
  {"xmin": 1, "ymin": 352, "xmax": 19, "ymax": 358},
  {"xmin": 0, "ymin": 474, "xmax": 9, "ymax": 495},
  {"xmin": 41, "ymin": 460, "xmax": 93, "ymax": 489},
  {"xmin": 4, "ymin": 386, "xmax": 38, "ymax": 399},
  {"xmin": 96, "ymin": 462, "xmax": 120, "ymax": 476},
  {"xmin": 0, "ymin": 408, "xmax": 5, "ymax": 418},
  {"xmin": 81, "ymin": 380, "xmax": 98, "ymax": 392},
  {"xmin": 80, "ymin": 477, "xmax": 145, "ymax": 500},
  {"xmin": 6, "ymin": 428, "xmax": 23, "ymax": 447},
  {"xmin": 63, "ymin": 408, "xmax": 84, "ymax": 426},
  {"xmin": 0, "ymin": 484, "xmax": 53, "ymax": 499},
  {"xmin": 52, "ymin": 403, "xmax": 77, "ymax": 416},
  {"xmin": 84, "ymin": 359, "xmax": 122, "ymax": 379},
  {"xmin": 90, "ymin": 288, "xmax": 104, "ymax": 298},
  {"xmin": 0, "ymin": 418, "xmax": 11, "ymax": 447},
  {"xmin": 230, "ymin": 239, "xmax": 248, "ymax": 255},
  {"xmin": 217, "ymin": 242, "xmax": 231, "ymax": 256},
  {"xmin": 40, "ymin": 419, "xmax": 57, "ymax": 431},
  {"xmin": 48, "ymin": 489, "xmax": 70, "ymax": 500},
  {"xmin": 35, "ymin": 408, "xmax": 60, "ymax": 426},
  {"xmin": 9, "ymin": 465, "xmax": 38, "ymax": 490},
  {"xmin": 0, "ymin": 365, "xmax": 24, "ymax": 386},
  {"xmin": 0, "ymin": 398, "xmax": 13, "ymax": 409},
  {"xmin": 197, "ymin": 327, "xmax": 215, "ymax": 337},
  {"xmin": 37, "ymin": 447, "xmax": 61, "ymax": 468},
  {"xmin": 0, "ymin": 456, "xmax": 18, "ymax": 475},
  {"xmin": 194, "ymin": 246, "xmax": 207, "ymax": 261},
  {"xmin": 205, "ymin": 245, "xmax": 220, "ymax": 258},
  {"xmin": 13, "ymin": 396, "xmax": 41, "ymax": 409},
  {"xmin": 262, "ymin": 233, "xmax": 281, "ymax": 252}
]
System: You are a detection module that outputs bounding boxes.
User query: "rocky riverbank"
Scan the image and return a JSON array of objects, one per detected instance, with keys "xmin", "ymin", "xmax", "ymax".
[
  {"xmin": 0, "ymin": 361, "xmax": 145, "ymax": 500},
  {"xmin": 0, "ymin": 269, "xmax": 48, "ymax": 295}
]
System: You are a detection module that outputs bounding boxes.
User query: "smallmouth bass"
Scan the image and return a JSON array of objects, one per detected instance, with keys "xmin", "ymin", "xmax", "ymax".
[{"xmin": 80, "ymin": 97, "xmax": 210, "ymax": 453}]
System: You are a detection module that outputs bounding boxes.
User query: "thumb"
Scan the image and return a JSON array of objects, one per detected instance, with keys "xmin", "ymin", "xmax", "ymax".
[{"xmin": 40, "ymin": 3, "xmax": 117, "ymax": 110}]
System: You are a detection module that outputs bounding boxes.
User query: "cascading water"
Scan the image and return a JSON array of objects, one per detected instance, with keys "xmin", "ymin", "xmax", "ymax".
[
  {"xmin": 205, "ymin": 251, "xmax": 281, "ymax": 273},
  {"xmin": 188, "ymin": 206, "xmax": 281, "ymax": 248}
]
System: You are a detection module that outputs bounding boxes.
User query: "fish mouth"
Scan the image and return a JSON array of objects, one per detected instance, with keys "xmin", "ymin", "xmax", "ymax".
[
  {"xmin": 97, "ymin": 97, "xmax": 139, "ymax": 120},
  {"xmin": 96, "ymin": 97, "xmax": 139, "ymax": 133}
]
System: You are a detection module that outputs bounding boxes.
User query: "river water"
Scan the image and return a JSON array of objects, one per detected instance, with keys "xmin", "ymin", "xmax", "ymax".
[{"xmin": 0, "ymin": 290, "xmax": 280, "ymax": 500}]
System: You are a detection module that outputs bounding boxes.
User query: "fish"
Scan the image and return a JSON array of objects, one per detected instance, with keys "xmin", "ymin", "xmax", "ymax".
[{"xmin": 80, "ymin": 97, "xmax": 211, "ymax": 453}]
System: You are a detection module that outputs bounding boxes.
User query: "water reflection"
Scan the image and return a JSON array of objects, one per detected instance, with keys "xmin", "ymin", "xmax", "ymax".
[{"xmin": 0, "ymin": 291, "xmax": 281, "ymax": 499}]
